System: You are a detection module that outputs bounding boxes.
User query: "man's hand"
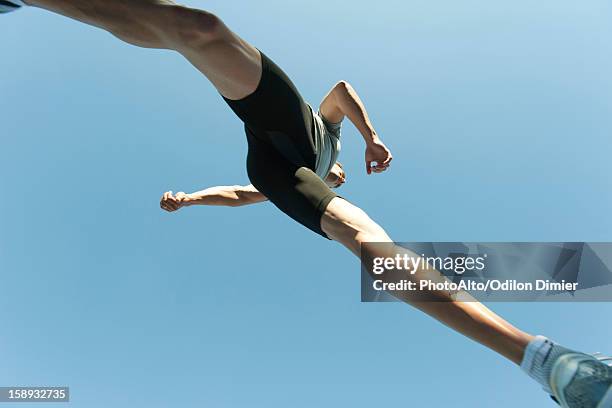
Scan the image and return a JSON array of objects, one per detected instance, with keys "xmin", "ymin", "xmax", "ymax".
[
  {"xmin": 160, "ymin": 191, "xmax": 188, "ymax": 212},
  {"xmin": 365, "ymin": 137, "xmax": 393, "ymax": 175}
]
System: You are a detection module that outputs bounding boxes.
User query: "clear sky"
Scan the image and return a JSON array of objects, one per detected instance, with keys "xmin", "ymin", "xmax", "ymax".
[{"xmin": 1, "ymin": 1, "xmax": 611, "ymax": 407}]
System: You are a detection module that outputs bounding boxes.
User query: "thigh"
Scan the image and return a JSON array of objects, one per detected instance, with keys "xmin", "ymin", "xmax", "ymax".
[
  {"xmin": 28, "ymin": 0, "xmax": 262, "ymax": 99},
  {"xmin": 28, "ymin": 0, "xmax": 176, "ymax": 37},
  {"xmin": 246, "ymin": 133, "xmax": 337, "ymax": 239}
]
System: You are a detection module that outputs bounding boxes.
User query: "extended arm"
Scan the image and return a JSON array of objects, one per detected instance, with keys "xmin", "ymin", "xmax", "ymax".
[
  {"xmin": 319, "ymin": 81, "xmax": 393, "ymax": 175},
  {"xmin": 160, "ymin": 185, "xmax": 267, "ymax": 212}
]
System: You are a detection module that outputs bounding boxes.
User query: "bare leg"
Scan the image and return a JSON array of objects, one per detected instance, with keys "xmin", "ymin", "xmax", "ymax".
[
  {"xmin": 321, "ymin": 197, "xmax": 534, "ymax": 365},
  {"xmin": 25, "ymin": 0, "xmax": 262, "ymax": 100},
  {"xmin": 25, "ymin": 0, "xmax": 532, "ymax": 366}
]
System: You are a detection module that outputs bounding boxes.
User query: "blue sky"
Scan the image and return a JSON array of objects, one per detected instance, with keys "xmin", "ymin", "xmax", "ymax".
[{"xmin": 1, "ymin": 1, "xmax": 611, "ymax": 407}]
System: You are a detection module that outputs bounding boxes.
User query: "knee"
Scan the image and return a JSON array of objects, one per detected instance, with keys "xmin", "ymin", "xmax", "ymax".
[
  {"xmin": 322, "ymin": 199, "xmax": 391, "ymax": 251},
  {"xmin": 110, "ymin": 6, "xmax": 225, "ymax": 50},
  {"xmin": 356, "ymin": 224, "xmax": 392, "ymax": 245},
  {"xmin": 345, "ymin": 206, "xmax": 390, "ymax": 243},
  {"xmin": 168, "ymin": 7, "xmax": 224, "ymax": 47}
]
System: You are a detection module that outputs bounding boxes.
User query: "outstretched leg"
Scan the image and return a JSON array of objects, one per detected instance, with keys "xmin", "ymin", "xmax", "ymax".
[
  {"xmin": 321, "ymin": 197, "xmax": 534, "ymax": 365},
  {"xmin": 25, "ymin": 0, "xmax": 262, "ymax": 100}
]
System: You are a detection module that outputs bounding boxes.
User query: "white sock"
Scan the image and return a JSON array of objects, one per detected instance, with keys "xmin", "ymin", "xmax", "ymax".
[{"xmin": 521, "ymin": 335, "xmax": 574, "ymax": 393}]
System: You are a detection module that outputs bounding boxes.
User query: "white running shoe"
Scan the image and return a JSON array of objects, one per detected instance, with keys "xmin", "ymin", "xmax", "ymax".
[
  {"xmin": 550, "ymin": 352, "xmax": 612, "ymax": 408},
  {"xmin": 0, "ymin": 0, "xmax": 25, "ymax": 13}
]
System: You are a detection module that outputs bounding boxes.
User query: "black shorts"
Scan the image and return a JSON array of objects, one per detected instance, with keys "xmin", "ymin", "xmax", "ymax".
[{"xmin": 222, "ymin": 50, "xmax": 338, "ymax": 238}]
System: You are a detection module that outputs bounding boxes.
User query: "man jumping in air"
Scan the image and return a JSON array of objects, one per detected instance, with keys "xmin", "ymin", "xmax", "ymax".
[{"xmin": 3, "ymin": 1, "xmax": 611, "ymax": 407}]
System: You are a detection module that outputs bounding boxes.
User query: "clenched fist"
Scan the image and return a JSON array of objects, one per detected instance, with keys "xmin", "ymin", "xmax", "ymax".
[
  {"xmin": 160, "ymin": 191, "xmax": 188, "ymax": 212},
  {"xmin": 365, "ymin": 137, "xmax": 393, "ymax": 175}
]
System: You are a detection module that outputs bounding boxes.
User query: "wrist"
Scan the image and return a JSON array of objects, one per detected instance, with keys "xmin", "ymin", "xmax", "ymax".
[
  {"xmin": 180, "ymin": 194, "xmax": 196, "ymax": 207},
  {"xmin": 365, "ymin": 130, "xmax": 380, "ymax": 145}
]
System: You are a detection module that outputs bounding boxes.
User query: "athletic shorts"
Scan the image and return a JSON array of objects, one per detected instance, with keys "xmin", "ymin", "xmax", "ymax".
[{"xmin": 222, "ymin": 50, "xmax": 338, "ymax": 239}]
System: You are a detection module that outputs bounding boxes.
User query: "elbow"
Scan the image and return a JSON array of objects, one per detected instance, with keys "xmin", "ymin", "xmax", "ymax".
[
  {"xmin": 332, "ymin": 81, "xmax": 354, "ymax": 103},
  {"xmin": 335, "ymin": 80, "xmax": 351, "ymax": 93}
]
